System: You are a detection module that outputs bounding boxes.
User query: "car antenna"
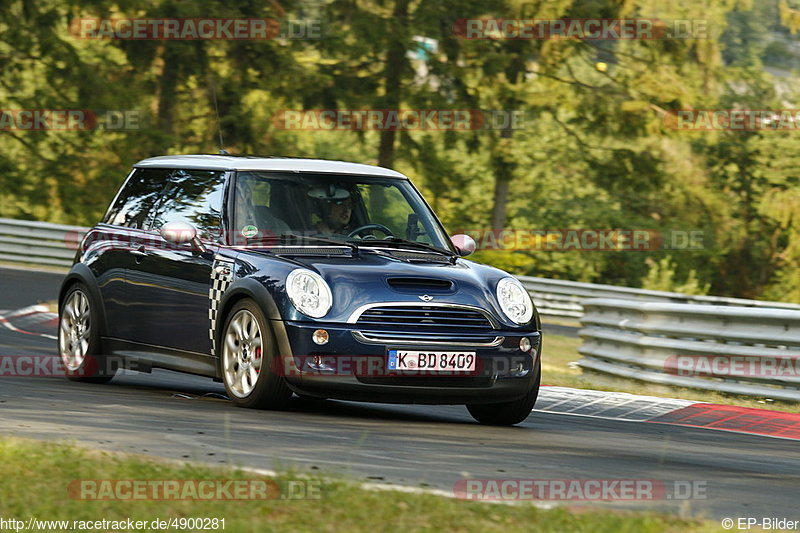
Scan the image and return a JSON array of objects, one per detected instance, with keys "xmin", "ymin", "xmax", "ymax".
[{"xmin": 209, "ymin": 74, "xmax": 226, "ymax": 153}]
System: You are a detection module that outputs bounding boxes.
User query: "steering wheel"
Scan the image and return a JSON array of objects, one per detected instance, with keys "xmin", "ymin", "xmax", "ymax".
[{"xmin": 347, "ymin": 223, "xmax": 394, "ymax": 239}]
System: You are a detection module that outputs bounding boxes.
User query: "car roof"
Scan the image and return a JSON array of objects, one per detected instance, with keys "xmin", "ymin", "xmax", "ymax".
[{"xmin": 133, "ymin": 155, "xmax": 407, "ymax": 179}]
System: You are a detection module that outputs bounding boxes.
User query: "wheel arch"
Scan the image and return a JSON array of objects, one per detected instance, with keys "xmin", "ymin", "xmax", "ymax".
[
  {"xmin": 213, "ymin": 278, "xmax": 293, "ymax": 375},
  {"xmin": 58, "ymin": 263, "xmax": 108, "ymax": 338}
]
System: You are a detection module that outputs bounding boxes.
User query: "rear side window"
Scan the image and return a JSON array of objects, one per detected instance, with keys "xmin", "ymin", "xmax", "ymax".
[
  {"xmin": 149, "ymin": 169, "xmax": 227, "ymax": 241},
  {"xmin": 105, "ymin": 168, "xmax": 171, "ymax": 229}
]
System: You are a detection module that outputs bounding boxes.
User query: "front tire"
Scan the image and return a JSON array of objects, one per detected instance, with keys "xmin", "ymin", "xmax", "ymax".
[
  {"xmin": 58, "ymin": 283, "xmax": 116, "ymax": 383},
  {"xmin": 466, "ymin": 360, "xmax": 540, "ymax": 426},
  {"xmin": 220, "ymin": 299, "xmax": 292, "ymax": 409}
]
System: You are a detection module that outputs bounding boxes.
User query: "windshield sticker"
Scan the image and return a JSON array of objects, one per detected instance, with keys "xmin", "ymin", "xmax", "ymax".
[{"xmin": 241, "ymin": 225, "xmax": 258, "ymax": 238}]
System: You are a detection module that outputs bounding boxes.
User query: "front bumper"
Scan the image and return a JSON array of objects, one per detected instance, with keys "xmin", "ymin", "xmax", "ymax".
[{"xmin": 273, "ymin": 321, "xmax": 541, "ymax": 405}]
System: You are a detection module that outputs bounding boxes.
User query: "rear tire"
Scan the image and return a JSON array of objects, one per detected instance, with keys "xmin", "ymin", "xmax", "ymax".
[
  {"xmin": 58, "ymin": 283, "xmax": 116, "ymax": 383},
  {"xmin": 466, "ymin": 360, "xmax": 540, "ymax": 426},
  {"xmin": 220, "ymin": 299, "xmax": 292, "ymax": 409}
]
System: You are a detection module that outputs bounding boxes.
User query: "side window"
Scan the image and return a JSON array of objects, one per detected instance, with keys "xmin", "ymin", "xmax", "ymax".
[
  {"xmin": 104, "ymin": 168, "xmax": 171, "ymax": 229},
  {"xmin": 149, "ymin": 169, "xmax": 227, "ymax": 241},
  {"xmin": 233, "ymin": 175, "xmax": 274, "ymax": 230}
]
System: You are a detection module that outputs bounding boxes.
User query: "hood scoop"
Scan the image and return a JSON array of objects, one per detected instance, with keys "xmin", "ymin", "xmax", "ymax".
[{"xmin": 387, "ymin": 277, "xmax": 455, "ymax": 293}]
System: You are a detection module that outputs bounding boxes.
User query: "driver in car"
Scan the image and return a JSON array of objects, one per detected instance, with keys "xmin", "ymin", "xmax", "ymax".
[{"xmin": 310, "ymin": 185, "xmax": 355, "ymax": 236}]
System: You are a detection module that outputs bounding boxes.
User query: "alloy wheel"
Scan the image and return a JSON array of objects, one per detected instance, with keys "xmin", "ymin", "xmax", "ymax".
[{"xmin": 222, "ymin": 309, "xmax": 264, "ymax": 398}]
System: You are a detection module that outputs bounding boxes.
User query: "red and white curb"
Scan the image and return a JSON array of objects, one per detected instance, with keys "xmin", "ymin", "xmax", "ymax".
[
  {"xmin": 0, "ymin": 304, "xmax": 58, "ymax": 340},
  {"xmin": 537, "ymin": 386, "xmax": 800, "ymax": 441}
]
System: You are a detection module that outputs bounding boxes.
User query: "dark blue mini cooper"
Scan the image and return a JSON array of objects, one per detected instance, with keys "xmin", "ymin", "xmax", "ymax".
[{"xmin": 58, "ymin": 155, "xmax": 541, "ymax": 425}]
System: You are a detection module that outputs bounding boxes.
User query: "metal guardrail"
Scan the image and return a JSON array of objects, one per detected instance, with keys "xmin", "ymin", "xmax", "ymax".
[
  {"xmin": 2, "ymin": 217, "xmax": 799, "ymax": 316},
  {"xmin": 518, "ymin": 275, "xmax": 800, "ymax": 318},
  {"xmin": 0, "ymin": 218, "xmax": 87, "ymax": 268},
  {"xmin": 578, "ymin": 298, "xmax": 800, "ymax": 401}
]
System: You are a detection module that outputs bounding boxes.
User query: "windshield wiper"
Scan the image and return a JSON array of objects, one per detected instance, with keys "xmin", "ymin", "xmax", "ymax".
[
  {"xmin": 353, "ymin": 237, "xmax": 456, "ymax": 257},
  {"xmin": 247, "ymin": 233, "xmax": 358, "ymax": 251}
]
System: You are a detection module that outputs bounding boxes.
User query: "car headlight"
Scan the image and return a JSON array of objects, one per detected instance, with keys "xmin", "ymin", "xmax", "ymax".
[
  {"xmin": 496, "ymin": 277, "xmax": 534, "ymax": 325},
  {"xmin": 286, "ymin": 269, "xmax": 333, "ymax": 318}
]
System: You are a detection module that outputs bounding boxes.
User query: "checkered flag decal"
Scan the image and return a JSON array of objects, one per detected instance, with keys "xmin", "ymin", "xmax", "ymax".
[{"xmin": 209, "ymin": 256, "xmax": 235, "ymax": 356}]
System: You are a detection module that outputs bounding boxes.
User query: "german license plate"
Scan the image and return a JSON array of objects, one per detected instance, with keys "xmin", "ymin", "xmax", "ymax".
[{"xmin": 387, "ymin": 350, "xmax": 476, "ymax": 372}]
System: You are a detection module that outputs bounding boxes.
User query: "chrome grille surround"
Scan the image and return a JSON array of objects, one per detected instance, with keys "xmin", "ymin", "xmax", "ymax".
[{"xmin": 348, "ymin": 302, "xmax": 501, "ymax": 346}]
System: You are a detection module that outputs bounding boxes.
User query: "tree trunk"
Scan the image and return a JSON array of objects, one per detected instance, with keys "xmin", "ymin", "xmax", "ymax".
[
  {"xmin": 490, "ymin": 169, "xmax": 510, "ymax": 230},
  {"xmin": 488, "ymin": 44, "xmax": 526, "ymax": 232},
  {"xmin": 377, "ymin": 0, "xmax": 409, "ymax": 169},
  {"xmin": 490, "ymin": 127, "xmax": 514, "ymax": 231},
  {"xmin": 155, "ymin": 45, "xmax": 179, "ymax": 137}
]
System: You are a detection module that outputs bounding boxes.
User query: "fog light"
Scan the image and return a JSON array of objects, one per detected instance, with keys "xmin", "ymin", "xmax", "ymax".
[
  {"xmin": 312, "ymin": 329, "xmax": 329, "ymax": 345},
  {"xmin": 519, "ymin": 337, "xmax": 532, "ymax": 352}
]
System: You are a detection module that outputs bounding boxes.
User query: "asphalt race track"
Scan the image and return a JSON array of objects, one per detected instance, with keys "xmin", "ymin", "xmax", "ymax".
[{"xmin": 0, "ymin": 266, "xmax": 798, "ymax": 521}]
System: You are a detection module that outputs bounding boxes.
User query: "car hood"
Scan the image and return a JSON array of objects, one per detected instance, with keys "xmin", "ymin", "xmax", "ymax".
[{"xmin": 241, "ymin": 248, "xmax": 525, "ymax": 328}]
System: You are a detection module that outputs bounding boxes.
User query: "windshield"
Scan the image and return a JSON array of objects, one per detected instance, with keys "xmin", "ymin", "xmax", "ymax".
[{"xmin": 232, "ymin": 171, "xmax": 452, "ymax": 251}]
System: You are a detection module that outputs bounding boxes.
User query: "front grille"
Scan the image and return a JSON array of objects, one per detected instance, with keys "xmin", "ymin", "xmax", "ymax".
[{"xmin": 354, "ymin": 305, "xmax": 495, "ymax": 331}]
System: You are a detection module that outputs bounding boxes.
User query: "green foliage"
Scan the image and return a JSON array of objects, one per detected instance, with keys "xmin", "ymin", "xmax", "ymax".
[
  {"xmin": 1, "ymin": 0, "xmax": 799, "ymax": 302},
  {"xmin": 641, "ymin": 257, "xmax": 710, "ymax": 295}
]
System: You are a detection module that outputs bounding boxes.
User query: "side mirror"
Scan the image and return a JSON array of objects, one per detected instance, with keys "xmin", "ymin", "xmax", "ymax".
[
  {"xmin": 160, "ymin": 221, "xmax": 207, "ymax": 253},
  {"xmin": 450, "ymin": 234, "xmax": 476, "ymax": 257}
]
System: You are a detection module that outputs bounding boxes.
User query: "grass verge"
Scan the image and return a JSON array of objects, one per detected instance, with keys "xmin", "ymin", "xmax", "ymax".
[
  {"xmin": 0, "ymin": 436, "xmax": 727, "ymax": 533},
  {"xmin": 0, "ymin": 260, "xmax": 68, "ymax": 274},
  {"xmin": 543, "ymin": 332, "xmax": 800, "ymax": 414}
]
